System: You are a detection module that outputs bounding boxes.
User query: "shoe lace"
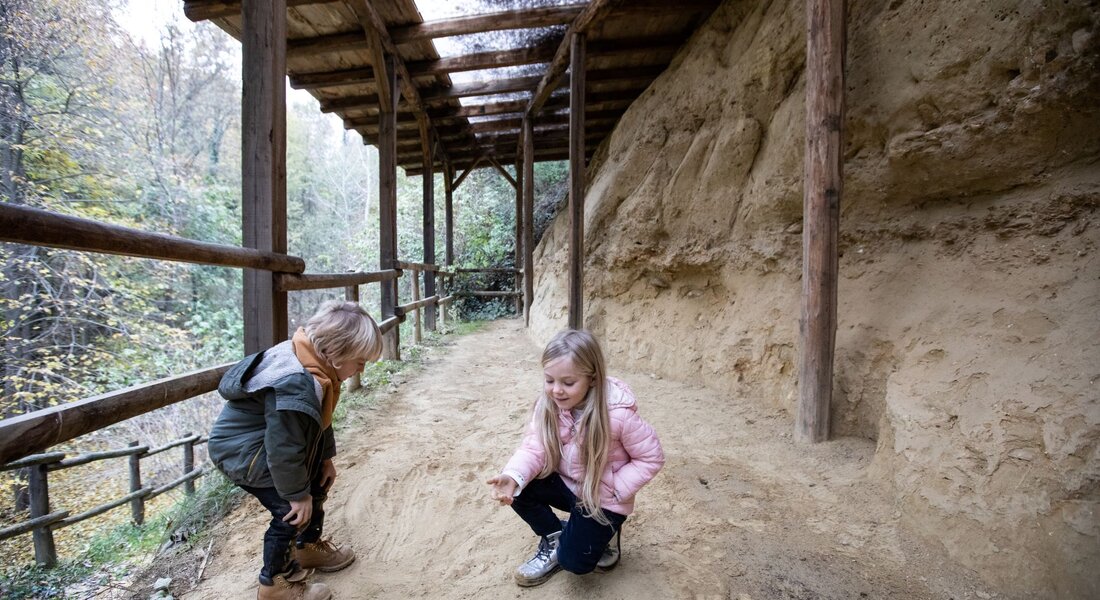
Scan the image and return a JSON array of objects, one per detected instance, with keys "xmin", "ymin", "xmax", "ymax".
[
  {"xmin": 311, "ymin": 539, "xmax": 339, "ymax": 553},
  {"xmin": 534, "ymin": 536, "xmax": 555, "ymax": 560}
]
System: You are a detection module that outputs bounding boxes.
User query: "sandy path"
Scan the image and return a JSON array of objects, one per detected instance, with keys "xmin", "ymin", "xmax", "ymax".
[{"xmin": 184, "ymin": 320, "xmax": 991, "ymax": 600}]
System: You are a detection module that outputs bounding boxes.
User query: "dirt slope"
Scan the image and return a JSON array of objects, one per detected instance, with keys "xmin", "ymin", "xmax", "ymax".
[{"xmin": 184, "ymin": 321, "xmax": 993, "ymax": 600}]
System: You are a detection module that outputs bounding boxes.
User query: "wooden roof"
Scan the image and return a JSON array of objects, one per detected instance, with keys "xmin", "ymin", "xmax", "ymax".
[{"xmin": 183, "ymin": 0, "xmax": 722, "ymax": 176}]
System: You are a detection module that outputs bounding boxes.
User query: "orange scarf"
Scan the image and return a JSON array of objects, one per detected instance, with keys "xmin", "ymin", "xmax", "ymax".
[{"xmin": 292, "ymin": 327, "xmax": 341, "ymax": 429}]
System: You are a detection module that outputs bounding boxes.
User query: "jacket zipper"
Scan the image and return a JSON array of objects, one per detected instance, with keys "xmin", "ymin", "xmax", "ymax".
[{"xmin": 245, "ymin": 446, "xmax": 263, "ymax": 480}]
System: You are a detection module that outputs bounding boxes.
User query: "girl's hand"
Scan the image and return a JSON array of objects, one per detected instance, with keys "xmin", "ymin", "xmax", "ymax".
[
  {"xmin": 486, "ymin": 475, "xmax": 518, "ymax": 506},
  {"xmin": 284, "ymin": 495, "xmax": 313, "ymax": 527},
  {"xmin": 320, "ymin": 458, "xmax": 337, "ymax": 490}
]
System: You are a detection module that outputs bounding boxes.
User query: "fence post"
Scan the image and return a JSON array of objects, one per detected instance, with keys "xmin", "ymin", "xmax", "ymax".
[
  {"xmin": 28, "ymin": 462, "xmax": 57, "ymax": 567},
  {"xmin": 345, "ymin": 280, "xmax": 362, "ymax": 391},
  {"xmin": 129, "ymin": 441, "xmax": 144, "ymax": 525},
  {"xmin": 412, "ymin": 269, "xmax": 422, "ymax": 344},
  {"xmin": 438, "ymin": 273, "xmax": 447, "ymax": 327},
  {"xmin": 183, "ymin": 433, "xmax": 196, "ymax": 495}
]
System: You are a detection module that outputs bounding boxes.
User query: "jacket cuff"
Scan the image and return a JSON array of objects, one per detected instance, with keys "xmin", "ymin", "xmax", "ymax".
[{"xmin": 500, "ymin": 470, "xmax": 526, "ymax": 495}]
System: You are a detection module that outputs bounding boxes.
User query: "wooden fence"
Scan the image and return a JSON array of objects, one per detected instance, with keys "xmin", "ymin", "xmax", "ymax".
[
  {"xmin": 0, "ymin": 202, "xmax": 465, "ymax": 566},
  {"xmin": 0, "ymin": 433, "xmax": 206, "ymax": 567}
]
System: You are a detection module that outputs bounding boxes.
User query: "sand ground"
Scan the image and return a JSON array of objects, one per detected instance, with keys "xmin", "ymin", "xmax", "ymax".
[{"xmin": 181, "ymin": 319, "xmax": 998, "ymax": 600}]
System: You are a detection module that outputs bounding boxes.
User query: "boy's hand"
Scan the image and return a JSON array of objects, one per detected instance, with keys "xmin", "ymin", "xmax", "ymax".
[
  {"xmin": 486, "ymin": 475, "xmax": 518, "ymax": 506},
  {"xmin": 284, "ymin": 495, "xmax": 313, "ymax": 527},
  {"xmin": 320, "ymin": 458, "xmax": 337, "ymax": 490}
]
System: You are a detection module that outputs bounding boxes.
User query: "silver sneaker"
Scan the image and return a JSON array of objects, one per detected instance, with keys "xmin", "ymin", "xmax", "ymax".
[
  {"xmin": 595, "ymin": 527, "xmax": 621, "ymax": 572},
  {"xmin": 514, "ymin": 531, "xmax": 562, "ymax": 587}
]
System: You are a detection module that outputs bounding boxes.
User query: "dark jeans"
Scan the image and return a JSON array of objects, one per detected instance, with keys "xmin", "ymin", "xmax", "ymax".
[
  {"xmin": 510, "ymin": 473, "xmax": 627, "ymax": 574},
  {"xmin": 240, "ymin": 475, "xmax": 329, "ymax": 585}
]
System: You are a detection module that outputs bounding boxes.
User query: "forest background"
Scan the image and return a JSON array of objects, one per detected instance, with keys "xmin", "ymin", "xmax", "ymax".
[{"xmin": 0, "ymin": 0, "xmax": 567, "ymax": 584}]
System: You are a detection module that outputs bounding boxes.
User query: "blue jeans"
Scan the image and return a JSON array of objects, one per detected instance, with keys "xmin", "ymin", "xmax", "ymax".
[
  {"xmin": 510, "ymin": 473, "xmax": 626, "ymax": 574},
  {"xmin": 240, "ymin": 477, "xmax": 328, "ymax": 585}
]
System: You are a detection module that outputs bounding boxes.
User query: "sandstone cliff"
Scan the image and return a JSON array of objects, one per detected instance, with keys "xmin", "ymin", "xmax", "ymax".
[{"xmin": 528, "ymin": 0, "xmax": 1100, "ymax": 596}]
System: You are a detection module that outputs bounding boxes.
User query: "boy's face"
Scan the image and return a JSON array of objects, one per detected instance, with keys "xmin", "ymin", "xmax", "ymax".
[{"xmin": 335, "ymin": 354, "xmax": 369, "ymax": 382}]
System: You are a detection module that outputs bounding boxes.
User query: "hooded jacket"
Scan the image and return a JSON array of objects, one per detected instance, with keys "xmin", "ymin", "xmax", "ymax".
[
  {"xmin": 207, "ymin": 340, "xmax": 336, "ymax": 500},
  {"xmin": 501, "ymin": 377, "xmax": 664, "ymax": 516}
]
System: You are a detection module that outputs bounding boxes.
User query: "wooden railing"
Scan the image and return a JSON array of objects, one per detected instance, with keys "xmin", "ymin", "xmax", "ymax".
[
  {"xmin": 0, "ymin": 433, "xmax": 206, "ymax": 567},
  {"xmin": 0, "ymin": 202, "xmax": 456, "ymax": 566},
  {"xmin": 451, "ymin": 267, "xmax": 523, "ymax": 304}
]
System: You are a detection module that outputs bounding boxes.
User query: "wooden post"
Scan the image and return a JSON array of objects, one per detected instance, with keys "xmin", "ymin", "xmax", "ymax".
[
  {"xmin": 345, "ymin": 282, "xmax": 362, "ymax": 391},
  {"xmin": 514, "ymin": 154, "xmax": 524, "ymax": 317},
  {"xmin": 183, "ymin": 433, "xmax": 196, "ymax": 495},
  {"xmin": 522, "ymin": 118, "xmax": 535, "ymax": 326},
  {"xmin": 421, "ymin": 121, "xmax": 437, "ymax": 331},
  {"xmin": 412, "ymin": 269, "xmax": 423, "ymax": 343},
  {"xmin": 438, "ymin": 273, "xmax": 448, "ymax": 327},
  {"xmin": 128, "ymin": 441, "xmax": 145, "ymax": 525},
  {"xmin": 379, "ymin": 54, "xmax": 401, "ymax": 360},
  {"xmin": 444, "ymin": 162, "xmax": 455, "ymax": 293},
  {"xmin": 567, "ymin": 32, "xmax": 586, "ymax": 330},
  {"xmin": 28, "ymin": 463, "xmax": 57, "ymax": 566},
  {"xmin": 241, "ymin": 0, "xmax": 288, "ymax": 354},
  {"xmin": 797, "ymin": 0, "xmax": 845, "ymax": 443}
]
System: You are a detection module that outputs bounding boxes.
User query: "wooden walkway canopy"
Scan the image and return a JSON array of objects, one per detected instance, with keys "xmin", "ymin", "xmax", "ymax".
[{"xmin": 183, "ymin": 0, "xmax": 722, "ymax": 176}]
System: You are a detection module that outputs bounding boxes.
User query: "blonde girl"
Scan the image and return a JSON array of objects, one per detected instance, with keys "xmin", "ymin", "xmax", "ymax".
[{"xmin": 487, "ymin": 329, "xmax": 665, "ymax": 586}]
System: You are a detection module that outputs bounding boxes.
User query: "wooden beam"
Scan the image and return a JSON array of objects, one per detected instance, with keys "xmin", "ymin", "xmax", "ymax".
[
  {"xmin": 0, "ymin": 365, "xmax": 231, "ymax": 466},
  {"xmin": 514, "ymin": 149, "xmax": 524, "ymax": 316},
  {"xmin": 797, "ymin": 0, "xmax": 845, "ymax": 443},
  {"xmin": 0, "ymin": 204, "xmax": 304, "ymax": 273},
  {"xmin": 489, "ymin": 155, "xmax": 518, "ymax": 190},
  {"xmin": 378, "ymin": 54, "xmax": 400, "ymax": 360},
  {"xmin": 452, "ymin": 154, "xmax": 486, "ymax": 191},
  {"xmin": 568, "ymin": 33, "xmax": 586, "ymax": 330},
  {"xmin": 528, "ymin": 0, "xmax": 619, "ymax": 118},
  {"xmin": 422, "ymin": 119, "xmax": 437, "ymax": 330},
  {"xmin": 242, "ymin": 0, "xmax": 288, "ymax": 354},
  {"xmin": 522, "ymin": 119, "xmax": 535, "ymax": 325},
  {"xmin": 347, "ymin": 0, "xmax": 449, "ymax": 167},
  {"xmin": 390, "ymin": 4, "xmax": 585, "ymax": 44},
  {"xmin": 445, "ymin": 162, "xmax": 455, "ymax": 272},
  {"xmin": 183, "ymin": 0, "xmax": 340, "ymax": 22}
]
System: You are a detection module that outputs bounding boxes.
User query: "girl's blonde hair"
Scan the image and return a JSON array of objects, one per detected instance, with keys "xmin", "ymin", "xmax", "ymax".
[
  {"xmin": 304, "ymin": 300, "xmax": 383, "ymax": 366},
  {"xmin": 535, "ymin": 329, "xmax": 612, "ymax": 525}
]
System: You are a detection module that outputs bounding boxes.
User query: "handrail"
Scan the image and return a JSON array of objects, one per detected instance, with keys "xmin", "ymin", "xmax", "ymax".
[
  {"xmin": 51, "ymin": 446, "xmax": 149, "ymax": 470},
  {"xmin": 275, "ymin": 269, "xmax": 400, "ymax": 291},
  {"xmin": 0, "ymin": 203, "xmax": 305, "ymax": 273},
  {"xmin": 378, "ymin": 315, "xmax": 402, "ymax": 334},
  {"xmin": 453, "ymin": 290, "xmax": 522, "ymax": 297},
  {"xmin": 395, "ymin": 295, "xmax": 440, "ymax": 317},
  {"xmin": 455, "ymin": 267, "xmax": 522, "ymax": 274},
  {"xmin": 0, "ymin": 363, "xmax": 233, "ymax": 466},
  {"xmin": 393, "ymin": 260, "xmax": 440, "ymax": 272}
]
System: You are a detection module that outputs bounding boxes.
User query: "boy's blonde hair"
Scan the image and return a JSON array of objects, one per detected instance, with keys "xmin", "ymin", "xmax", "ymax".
[
  {"xmin": 534, "ymin": 329, "xmax": 612, "ymax": 526},
  {"xmin": 304, "ymin": 300, "xmax": 382, "ymax": 366}
]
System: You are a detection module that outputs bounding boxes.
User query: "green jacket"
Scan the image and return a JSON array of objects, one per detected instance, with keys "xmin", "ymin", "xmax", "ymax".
[{"xmin": 208, "ymin": 341, "xmax": 336, "ymax": 500}]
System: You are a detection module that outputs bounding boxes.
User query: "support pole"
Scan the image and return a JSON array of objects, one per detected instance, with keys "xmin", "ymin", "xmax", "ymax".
[
  {"xmin": 379, "ymin": 54, "xmax": 401, "ymax": 360},
  {"xmin": 421, "ymin": 121, "xmax": 437, "ymax": 331},
  {"xmin": 128, "ymin": 440, "xmax": 145, "ymax": 525},
  {"xmin": 797, "ymin": 0, "xmax": 845, "ymax": 443},
  {"xmin": 567, "ymin": 33, "xmax": 586, "ymax": 330},
  {"xmin": 28, "ymin": 463, "xmax": 56, "ymax": 566},
  {"xmin": 522, "ymin": 118, "xmax": 535, "ymax": 326},
  {"xmin": 183, "ymin": 433, "xmax": 196, "ymax": 495},
  {"xmin": 242, "ymin": 0, "xmax": 288, "ymax": 354},
  {"xmin": 514, "ymin": 154, "xmax": 523, "ymax": 317},
  {"xmin": 445, "ymin": 162, "xmax": 455, "ymax": 290},
  {"xmin": 344, "ymin": 281, "xmax": 362, "ymax": 391}
]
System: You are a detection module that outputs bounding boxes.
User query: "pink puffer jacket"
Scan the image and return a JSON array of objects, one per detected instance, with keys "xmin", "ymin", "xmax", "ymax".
[{"xmin": 502, "ymin": 377, "xmax": 664, "ymax": 516}]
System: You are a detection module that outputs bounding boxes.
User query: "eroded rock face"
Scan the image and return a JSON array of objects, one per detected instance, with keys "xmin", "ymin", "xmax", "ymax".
[{"xmin": 529, "ymin": 0, "xmax": 1100, "ymax": 596}]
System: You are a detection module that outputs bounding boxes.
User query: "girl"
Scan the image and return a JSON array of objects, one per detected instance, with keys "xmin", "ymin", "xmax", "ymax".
[
  {"xmin": 208, "ymin": 300, "xmax": 382, "ymax": 600},
  {"xmin": 487, "ymin": 329, "xmax": 665, "ymax": 587}
]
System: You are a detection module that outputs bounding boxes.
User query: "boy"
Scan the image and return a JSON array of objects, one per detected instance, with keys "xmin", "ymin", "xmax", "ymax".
[{"xmin": 208, "ymin": 301, "xmax": 382, "ymax": 600}]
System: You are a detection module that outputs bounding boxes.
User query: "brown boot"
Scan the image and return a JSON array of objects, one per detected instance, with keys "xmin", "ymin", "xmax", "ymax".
[
  {"xmin": 294, "ymin": 539, "xmax": 356, "ymax": 572},
  {"xmin": 256, "ymin": 574, "xmax": 331, "ymax": 600}
]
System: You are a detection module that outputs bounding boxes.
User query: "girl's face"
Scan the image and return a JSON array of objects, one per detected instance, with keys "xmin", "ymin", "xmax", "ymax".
[
  {"xmin": 334, "ymin": 354, "xmax": 369, "ymax": 382},
  {"xmin": 543, "ymin": 355, "xmax": 591, "ymax": 411}
]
